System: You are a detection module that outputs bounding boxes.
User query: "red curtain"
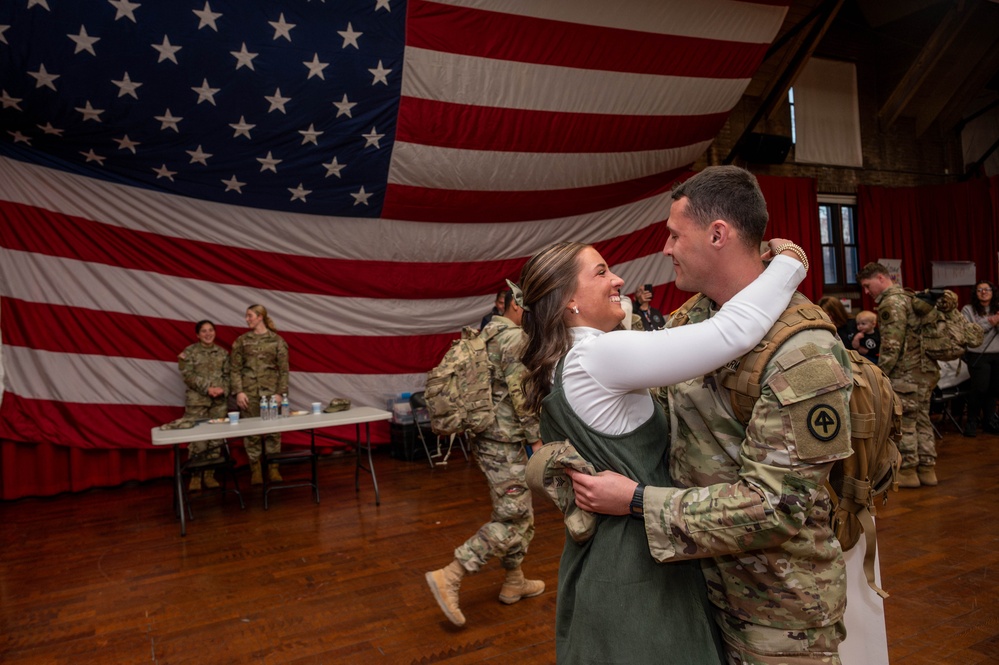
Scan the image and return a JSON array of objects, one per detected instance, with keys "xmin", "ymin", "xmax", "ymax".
[
  {"xmin": 656, "ymin": 173, "xmax": 821, "ymax": 314},
  {"xmin": 858, "ymin": 178, "xmax": 996, "ymax": 310}
]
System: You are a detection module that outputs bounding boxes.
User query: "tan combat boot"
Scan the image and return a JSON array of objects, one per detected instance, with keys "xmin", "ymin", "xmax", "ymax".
[
  {"xmin": 917, "ymin": 466, "xmax": 938, "ymax": 486},
  {"xmin": 202, "ymin": 472, "xmax": 220, "ymax": 489},
  {"xmin": 897, "ymin": 467, "xmax": 920, "ymax": 488},
  {"xmin": 188, "ymin": 474, "xmax": 202, "ymax": 492},
  {"xmin": 268, "ymin": 465, "xmax": 283, "ymax": 482},
  {"xmin": 425, "ymin": 559, "xmax": 467, "ymax": 626},
  {"xmin": 498, "ymin": 567, "xmax": 545, "ymax": 605},
  {"xmin": 250, "ymin": 460, "xmax": 263, "ymax": 485}
]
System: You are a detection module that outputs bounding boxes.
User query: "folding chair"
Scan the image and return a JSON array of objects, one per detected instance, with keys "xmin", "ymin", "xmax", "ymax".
[
  {"xmin": 178, "ymin": 441, "xmax": 245, "ymax": 520},
  {"xmin": 410, "ymin": 391, "xmax": 469, "ymax": 468}
]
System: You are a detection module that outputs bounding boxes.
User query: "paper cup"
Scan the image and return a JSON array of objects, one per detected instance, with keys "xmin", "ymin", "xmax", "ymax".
[
  {"xmin": 311, "ymin": 402, "xmax": 322, "ymax": 415},
  {"xmin": 228, "ymin": 411, "xmax": 240, "ymax": 425}
]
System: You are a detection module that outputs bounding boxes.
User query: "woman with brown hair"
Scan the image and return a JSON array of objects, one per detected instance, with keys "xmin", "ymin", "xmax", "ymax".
[
  {"xmin": 517, "ymin": 239, "xmax": 806, "ymax": 664},
  {"xmin": 961, "ymin": 280, "xmax": 999, "ymax": 436},
  {"xmin": 230, "ymin": 304, "xmax": 290, "ymax": 484}
]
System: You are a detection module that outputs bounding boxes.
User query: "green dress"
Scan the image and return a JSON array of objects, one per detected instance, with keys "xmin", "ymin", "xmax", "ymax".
[{"xmin": 541, "ymin": 358, "xmax": 723, "ymax": 665}]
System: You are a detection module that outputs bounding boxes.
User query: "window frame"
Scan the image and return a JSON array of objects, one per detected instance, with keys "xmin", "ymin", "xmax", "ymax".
[{"xmin": 817, "ymin": 195, "xmax": 858, "ymax": 291}]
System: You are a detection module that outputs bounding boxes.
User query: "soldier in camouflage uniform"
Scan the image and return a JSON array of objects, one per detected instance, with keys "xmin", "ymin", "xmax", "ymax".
[
  {"xmin": 858, "ymin": 262, "xmax": 939, "ymax": 488},
  {"xmin": 425, "ymin": 291, "xmax": 544, "ymax": 628},
  {"xmin": 568, "ymin": 167, "xmax": 851, "ymax": 664},
  {"xmin": 230, "ymin": 304, "xmax": 290, "ymax": 485},
  {"xmin": 178, "ymin": 320, "xmax": 230, "ymax": 491}
]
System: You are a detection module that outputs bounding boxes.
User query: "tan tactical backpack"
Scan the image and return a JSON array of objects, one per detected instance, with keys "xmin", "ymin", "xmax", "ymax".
[
  {"xmin": 672, "ymin": 296, "xmax": 902, "ymax": 597},
  {"xmin": 908, "ymin": 288, "xmax": 985, "ymax": 361},
  {"xmin": 424, "ymin": 326, "xmax": 496, "ymax": 436}
]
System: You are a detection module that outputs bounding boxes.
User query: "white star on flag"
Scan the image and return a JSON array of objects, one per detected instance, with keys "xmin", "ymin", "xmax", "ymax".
[
  {"xmin": 257, "ymin": 151, "xmax": 282, "ymax": 173},
  {"xmin": 299, "ymin": 124, "xmax": 323, "ymax": 145},
  {"xmin": 368, "ymin": 60, "xmax": 391, "ymax": 85},
  {"xmin": 269, "ymin": 13, "xmax": 295, "ymax": 41},
  {"xmin": 152, "ymin": 36, "xmax": 181, "ymax": 64},
  {"xmin": 114, "ymin": 134, "xmax": 140, "ymax": 153},
  {"xmin": 338, "ymin": 23, "xmax": 361, "ymax": 49},
  {"xmin": 153, "ymin": 164, "xmax": 177, "ymax": 181},
  {"xmin": 154, "ymin": 109, "xmax": 182, "ymax": 132},
  {"xmin": 192, "ymin": 79, "xmax": 220, "ymax": 105},
  {"xmin": 186, "ymin": 145, "xmax": 213, "ymax": 165},
  {"xmin": 193, "ymin": 2, "xmax": 222, "ymax": 31},
  {"xmin": 76, "ymin": 101, "xmax": 105, "ymax": 122},
  {"xmin": 36, "ymin": 122, "xmax": 63, "ymax": 136},
  {"xmin": 108, "ymin": 0, "xmax": 140, "ymax": 23},
  {"xmin": 79, "ymin": 149, "xmax": 106, "ymax": 164},
  {"xmin": 265, "ymin": 88, "xmax": 291, "ymax": 113},
  {"xmin": 68, "ymin": 26, "xmax": 100, "ymax": 55},
  {"xmin": 112, "ymin": 72, "xmax": 142, "ymax": 99},
  {"xmin": 333, "ymin": 94, "xmax": 356, "ymax": 118},
  {"xmin": 322, "ymin": 156, "xmax": 345, "ymax": 178},
  {"xmin": 1, "ymin": 90, "xmax": 23, "ymax": 110},
  {"xmin": 362, "ymin": 127, "xmax": 384, "ymax": 149},
  {"xmin": 303, "ymin": 54, "xmax": 329, "ymax": 80},
  {"xmin": 231, "ymin": 43, "xmax": 257, "ymax": 71},
  {"xmin": 229, "ymin": 116, "xmax": 255, "ymax": 139},
  {"xmin": 351, "ymin": 186, "xmax": 371, "ymax": 205},
  {"xmin": 221, "ymin": 175, "xmax": 245, "ymax": 193},
  {"xmin": 28, "ymin": 64, "xmax": 60, "ymax": 91},
  {"xmin": 289, "ymin": 184, "xmax": 312, "ymax": 202},
  {"xmin": 8, "ymin": 131, "xmax": 31, "ymax": 145}
]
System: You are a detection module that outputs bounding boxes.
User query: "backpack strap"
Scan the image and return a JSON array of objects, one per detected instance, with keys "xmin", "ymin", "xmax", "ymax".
[{"xmin": 721, "ymin": 301, "xmax": 837, "ymax": 424}]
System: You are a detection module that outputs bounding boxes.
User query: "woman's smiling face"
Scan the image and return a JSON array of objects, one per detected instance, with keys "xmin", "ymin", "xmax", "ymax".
[{"xmin": 568, "ymin": 246, "xmax": 625, "ymax": 332}]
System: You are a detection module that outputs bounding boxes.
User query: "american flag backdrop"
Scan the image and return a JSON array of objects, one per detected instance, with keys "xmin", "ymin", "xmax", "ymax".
[{"xmin": 0, "ymin": 0, "xmax": 790, "ymax": 451}]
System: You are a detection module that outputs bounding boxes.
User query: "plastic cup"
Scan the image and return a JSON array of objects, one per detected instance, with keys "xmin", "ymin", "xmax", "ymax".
[
  {"xmin": 228, "ymin": 411, "xmax": 240, "ymax": 425},
  {"xmin": 311, "ymin": 402, "xmax": 322, "ymax": 415}
]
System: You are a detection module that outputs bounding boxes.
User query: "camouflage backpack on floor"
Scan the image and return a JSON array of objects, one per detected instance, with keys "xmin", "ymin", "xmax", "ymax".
[
  {"xmin": 672, "ymin": 295, "xmax": 903, "ymax": 597},
  {"xmin": 424, "ymin": 326, "xmax": 496, "ymax": 437},
  {"xmin": 909, "ymin": 288, "xmax": 985, "ymax": 361}
]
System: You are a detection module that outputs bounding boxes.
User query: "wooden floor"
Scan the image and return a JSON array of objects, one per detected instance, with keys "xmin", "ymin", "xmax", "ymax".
[{"xmin": 2, "ymin": 427, "xmax": 998, "ymax": 664}]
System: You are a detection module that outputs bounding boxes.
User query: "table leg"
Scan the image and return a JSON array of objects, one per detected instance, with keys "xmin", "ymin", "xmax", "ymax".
[
  {"xmin": 174, "ymin": 444, "xmax": 187, "ymax": 537},
  {"xmin": 353, "ymin": 422, "xmax": 380, "ymax": 505}
]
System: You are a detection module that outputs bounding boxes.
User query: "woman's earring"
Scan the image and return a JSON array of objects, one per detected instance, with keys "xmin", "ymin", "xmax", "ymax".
[{"xmin": 572, "ymin": 306, "xmax": 579, "ymax": 315}]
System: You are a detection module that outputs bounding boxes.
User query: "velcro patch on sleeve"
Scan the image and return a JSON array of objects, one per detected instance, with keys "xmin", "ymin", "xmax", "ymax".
[{"xmin": 790, "ymin": 397, "xmax": 851, "ymax": 461}]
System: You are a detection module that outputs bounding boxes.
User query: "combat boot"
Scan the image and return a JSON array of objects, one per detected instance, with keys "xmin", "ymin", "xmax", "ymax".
[
  {"xmin": 268, "ymin": 465, "xmax": 283, "ymax": 482},
  {"xmin": 250, "ymin": 460, "xmax": 263, "ymax": 485},
  {"xmin": 498, "ymin": 567, "xmax": 545, "ymax": 605},
  {"xmin": 897, "ymin": 467, "xmax": 920, "ymax": 488},
  {"xmin": 917, "ymin": 466, "xmax": 938, "ymax": 486},
  {"xmin": 188, "ymin": 474, "xmax": 202, "ymax": 492},
  {"xmin": 425, "ymin": 559, "xmax": 467, "ymax": 626},
  {"xmin": 202, "ymin": 472, "xmax": 220, "ymax": 489}
]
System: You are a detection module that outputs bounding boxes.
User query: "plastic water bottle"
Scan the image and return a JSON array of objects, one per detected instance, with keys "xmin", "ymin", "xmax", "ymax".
[
  {"xmin": 268, "ymin": 395, "xmax": 277, "ymax": 421},
  {"xmin": 281, "ymin": 393, "xmax": 289, "ymax": 418},
  {"xmin": 259, "ymin": 395, "xmax": 269, "ymax": 421}
]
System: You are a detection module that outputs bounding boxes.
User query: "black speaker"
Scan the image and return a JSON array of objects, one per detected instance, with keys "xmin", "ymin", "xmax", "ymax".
[{"xmin": 739, "ymin": 133, "xmax": 793, "ymax": 164}]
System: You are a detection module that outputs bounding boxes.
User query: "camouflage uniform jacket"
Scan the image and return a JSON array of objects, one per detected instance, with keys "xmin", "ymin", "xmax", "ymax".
[
  {"xmin": 875, "ymin": 284, "xmax": 939, "ymax": 380},
  {"xmin": 644, "ymin": 293, "xmax": 853, "ymax": 631},
  {"xmin": 477, "ymin": 316, "xmax": 540, "ymax": 444},
  {"xmin": 178, "ymin": 342, "xmax": 229, "ymax": 408},
  {"xmin": 230, "ymin": 330, "xmax": 290, "ymax": 396}
]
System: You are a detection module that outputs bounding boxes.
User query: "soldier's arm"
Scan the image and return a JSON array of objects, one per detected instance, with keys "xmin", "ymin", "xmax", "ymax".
[
  {"xmin": 276, "ymin": 337, "xmax": 290, "ymax": 395},
  {"xmin": 179, "ymin": 348, "xmax": 211, "ymax": 394},
  {"xmin": 643, "ymin": 347, "xmax": 853, "ymax": 563},
  {"xmin": 501, "ymin": 331, "xmax": 540, "ymax": 440},
  {"xmin": 230, "ymin": 339, "xmax": 244, "ymax": 394},
  {"xmin": 876, "ymin": 297, "xmax": 906, "ymax": 375}
]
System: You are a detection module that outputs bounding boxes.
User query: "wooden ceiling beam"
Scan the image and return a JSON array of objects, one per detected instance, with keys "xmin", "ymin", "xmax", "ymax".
[{"xmin": 878, "ymin": 1, "xmax": 980, "ymax": 128}]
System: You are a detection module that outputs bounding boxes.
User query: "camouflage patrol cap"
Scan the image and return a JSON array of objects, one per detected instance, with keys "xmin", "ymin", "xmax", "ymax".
[
  {"xmin": 323, "ymin": 398, "xmax": 351, "ymax": 413},
  {"xmin": 160, "ymin": 415, "xmax": 199, "ymax": 430},
  {"xmin": 525, "ymin": 440, "xmax": 597, "ymax": 543}
]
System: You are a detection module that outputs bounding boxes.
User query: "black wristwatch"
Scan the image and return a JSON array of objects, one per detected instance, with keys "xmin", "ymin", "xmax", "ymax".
[{"xmin": 629, "ymin": 483, "xmax": 645, "ymax": 520}]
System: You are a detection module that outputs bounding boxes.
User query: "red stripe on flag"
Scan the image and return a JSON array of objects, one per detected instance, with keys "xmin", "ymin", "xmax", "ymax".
[
  {"xmin": 383, "ymin": 169, "xmax": 682, "ymax": 223},
  {"xmin": 0, "ymin": 201, "xmax": 527, "ymax": 299},
  {"xmin": 407, "ymin": 0, "xmax": 773, "ymax": 78},
  {"xmin": 0, "ymin": 298, "xmax": 458, "ymax": 374},
  {"xmin": 0, "ymin": 394, "xmax": 391, "ymax": 450},
  {"xmin": 396, "ymin": 98, "xmax": 728, "ymax": 153}
]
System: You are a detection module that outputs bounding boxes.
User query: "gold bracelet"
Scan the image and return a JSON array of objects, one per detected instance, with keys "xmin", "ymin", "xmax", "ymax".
[{"xmin": 771, "ymin": 242, "xmax": 809, "ymax": 272}]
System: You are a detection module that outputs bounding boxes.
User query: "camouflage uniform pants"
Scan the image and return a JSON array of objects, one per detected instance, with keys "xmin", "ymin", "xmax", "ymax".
[
  {"xmin": 184, "ymin": 401, "xmax": 226, "ymax": 461},
  {"xmin": 897, "ymin": 385, "xmax": 937, "ymax": 469},
  {"xmin": 719, "ymin": 612, "xmax": 844, "ymax": 665},
  {"xmin": 454, "ymin": 436, "xmax": 534, "ymax": 572},
  {"xmin": 240, "ymin": 392, "xmax": 281, "ymax": 461}
]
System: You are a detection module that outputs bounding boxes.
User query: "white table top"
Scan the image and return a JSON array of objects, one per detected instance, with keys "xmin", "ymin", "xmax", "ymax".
[{"xmin": 151, "ymin": 406, "xmax": 392, "ymax": 446}]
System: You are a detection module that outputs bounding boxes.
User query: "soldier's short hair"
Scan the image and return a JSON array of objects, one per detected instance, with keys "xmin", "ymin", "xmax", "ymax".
[
  {"xmin": 670, "ymin": 166, "xmax": 768, "ymax": 249},
  {"xmin": 856, "ymin": 262, "xmax": 890, "ymax": 281},
  {"xmin": 195, "ymin": 319, "xmax": 215, "ymax": 334}
]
